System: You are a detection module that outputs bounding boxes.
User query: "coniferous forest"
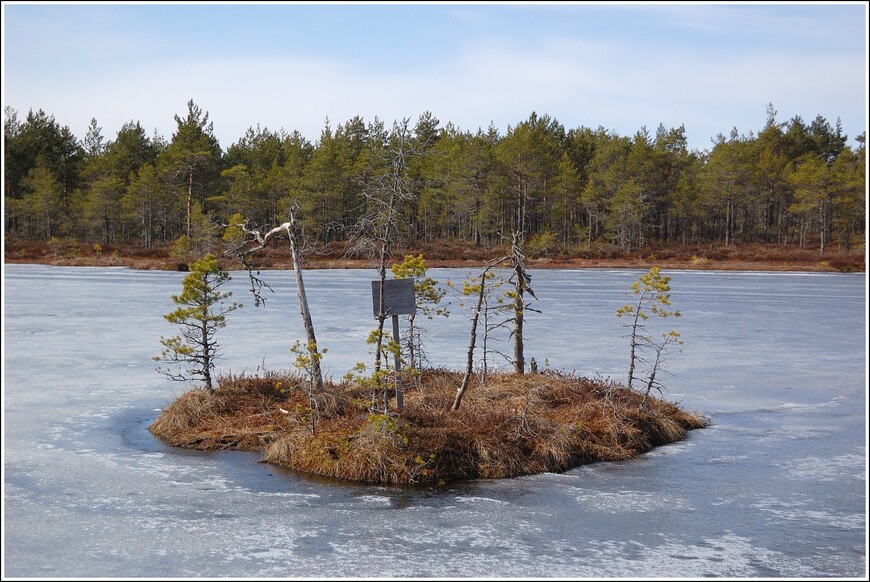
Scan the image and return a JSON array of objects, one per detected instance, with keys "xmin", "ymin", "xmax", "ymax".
[{"xmin": 3, "ymin": 102, "xmax": 865, "ymax": 263}]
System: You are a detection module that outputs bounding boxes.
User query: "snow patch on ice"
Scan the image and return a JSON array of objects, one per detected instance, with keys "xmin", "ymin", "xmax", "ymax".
[
  {"xmin": 752, "ymin": 494, "xmax": 865, "ymax": 531},
  {"xmin": 780, "ymin": 452, "xmax": 865, "ymax": 482},
  {"xmin": 574, "ymin": 489, "xmax": 690, "ymax": 513}
]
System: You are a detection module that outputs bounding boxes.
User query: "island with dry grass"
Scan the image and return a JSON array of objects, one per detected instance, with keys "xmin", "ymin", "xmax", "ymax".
[
  {"xmin": 149, "ymin": 369, "xmax": 708, "ymax": 486},
  {"xmin": 148, "ymin": 252, "xmax": 706, "ymax": 486}
]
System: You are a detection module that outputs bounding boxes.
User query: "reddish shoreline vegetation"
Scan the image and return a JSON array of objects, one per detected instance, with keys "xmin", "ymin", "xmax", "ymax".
[
  {"xmin": 148, "ymin": 370, "xmax": 708, "ymax": 486},
  {"xmin": 3, "ymin": 239, "xmax": 865, "ymax": 272}
]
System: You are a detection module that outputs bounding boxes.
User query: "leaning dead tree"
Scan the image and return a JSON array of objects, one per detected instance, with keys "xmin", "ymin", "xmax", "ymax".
[
  {"xmin": 230, "ymin": 205, "xmax": 324, "ymax": 392},
  {"xmin": 452, "ymin": 259, "xmax": 504, "ymax": 411}
]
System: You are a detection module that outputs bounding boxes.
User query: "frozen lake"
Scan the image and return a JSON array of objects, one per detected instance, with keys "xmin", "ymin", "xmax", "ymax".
[{"xmin": 3, "ymin": 264, "xmax": 866, "ymax": 577}]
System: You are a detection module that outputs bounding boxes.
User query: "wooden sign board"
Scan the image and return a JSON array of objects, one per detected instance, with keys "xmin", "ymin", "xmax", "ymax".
[{"xmin": 371, "ymin": 278, "xmax": 416, "ymax": 318}]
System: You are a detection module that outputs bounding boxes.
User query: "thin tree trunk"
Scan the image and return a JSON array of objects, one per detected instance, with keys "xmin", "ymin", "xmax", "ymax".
[
  {"xmin": 642, "ymin": 340, "xmax": 666, "ymax": 406},
  {"xmin": 373, "ymin": 194, "xmax": 396, "ymax": 379},
  {"xmin": 511, "ymin": 232, "xmax": 527, "ymax": 375},
  {"xmin": 408, "ymin": 313, "xmax": 417, "ymax": 379},
  {"xmin": 187, "ymin": 167, "xmax": 194, "ymax": 238},
  {"xmin": 452, "ymin": 266, "xmax": 491, "ymax": 411},
  {"xmin": 512, "ymin": 181, "xmax": 528, "ymax": 376},
  {"xmin": 240, "ymin": 216, "xmax": 325, "ymax": 392},
  {"xmin": 819, "ymin": 198, "xmax": 827, "ymax": 255},
  {"xmin": 513, "ymin": 262, "xmax": 525, "ymax": 374},
  {"xmin": 287, "ymin": 211, "xmax": 323, "ymax": 392},
  {"xmin": 626, "ymin": 290, "xmax": 647, "ymax": 391},
  {"xmin": 201, "ymin": 289, "xmax": 212, "ymax": 391}
]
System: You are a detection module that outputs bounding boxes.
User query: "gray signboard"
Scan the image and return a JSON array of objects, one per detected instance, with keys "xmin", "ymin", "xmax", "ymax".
[{"xmin": 371, "ymin": 278, "xmax": 416, "ymax": 318}]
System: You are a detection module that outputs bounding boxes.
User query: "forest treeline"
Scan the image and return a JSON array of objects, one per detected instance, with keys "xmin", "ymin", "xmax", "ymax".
[{"xmin": 3, "ymin": 102, "xmax": 865, "ymax": 257}]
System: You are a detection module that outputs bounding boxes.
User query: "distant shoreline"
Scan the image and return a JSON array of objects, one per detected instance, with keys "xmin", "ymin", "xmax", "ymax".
[{"xmin": 4, "ymin": 239, "xmax": 864, "ymax": 273}]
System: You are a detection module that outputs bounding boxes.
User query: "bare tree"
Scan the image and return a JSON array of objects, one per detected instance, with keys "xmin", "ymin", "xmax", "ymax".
[
  {"xmin": 500, "ymin": 154, "xmax": 540, "ymax": 375},
  {"xmin": 641, "ymin": 331, "xmax": 683, "ymax": 405},
  {"xmin": 508, "ymin": 231, "xmax": 538, "ymax": 374},
  {"xmin": 230, "ymin": 205, "xmax": 324, "ymax": 392},
  {"xmin": 345, "ymin": 118, "xmax": 424, "ymax": 412},
  {"xmin": 480, "ymin": 270, "xmax": 517, "ymax": 382}
]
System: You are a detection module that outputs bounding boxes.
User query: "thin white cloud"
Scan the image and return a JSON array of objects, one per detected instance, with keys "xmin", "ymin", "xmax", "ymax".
[{"xmin": 620, "ymin": 3, "xmax": 863, "ymax": 49}]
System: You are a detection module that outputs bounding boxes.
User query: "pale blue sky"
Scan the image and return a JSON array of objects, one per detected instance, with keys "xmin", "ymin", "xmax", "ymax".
[{"xmin": 2, "ymin": 2, "xmax": 867, "ymax": 152}]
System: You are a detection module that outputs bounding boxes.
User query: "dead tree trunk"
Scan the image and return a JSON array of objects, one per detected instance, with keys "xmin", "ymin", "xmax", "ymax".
[
  {"xmin": 510, "ymin": 232, "xmax": 536, "ymax": 375},
  {"xmin": 452, "ymin": 264, "xmax": 495, "ymax": 411},
  {"xmin": 285, "ymin": 212, "xmax": 324, "ymax": 392},
  {"xmin": 372, "ymin": 198, "xmax": 395, "ymax": 412},
  {"xmin": 373, "ymin": 222, "xmax": 391, "ymax": 376},
  {"xmin": 233, "ymin": 210, "xmax": 324, "ymax": 392},
  {"xmin": 513, "ymin": 262, "xmax": 525, "ymax": 374}
]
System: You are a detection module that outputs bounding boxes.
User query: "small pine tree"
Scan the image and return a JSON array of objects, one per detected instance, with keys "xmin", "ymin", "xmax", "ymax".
[
  {"xmin": 391, "ymin": 254, "xmax": 448, "ymax": 375},
  {"xmin": 447, "ymin": 266, "xmax": 510, "ymax": 385},
  {"xmin": 616, "ymin": 267, "xmax": 681, "ymax": 393},
  {"xmin": 154, "ymin": 254, "xmax": 241, "ymax": 391}
]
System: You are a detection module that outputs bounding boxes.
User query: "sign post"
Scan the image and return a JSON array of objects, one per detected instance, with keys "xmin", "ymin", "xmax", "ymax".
[{"xmin": 371, "ymin": 278, "xmax": 416, "ymax": 412}]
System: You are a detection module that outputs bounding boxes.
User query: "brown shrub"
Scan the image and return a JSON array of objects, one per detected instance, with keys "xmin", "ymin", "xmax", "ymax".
[{"xmin": 827, "ymin": 255, "xmax": 865, "ymax": 272}]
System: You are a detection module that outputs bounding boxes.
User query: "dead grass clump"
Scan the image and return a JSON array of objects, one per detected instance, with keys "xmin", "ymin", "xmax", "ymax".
[
  {"xmin": 150, "ymin": 373, "xmax": 316, "ymax": 450},
  {"xmin": 264, "ymin": 415, "xmax": 409, "ymax": 484},
  {"xmin": 216, "ymin": 370, "xmax": 299, "ymax": 398},
  {"xmin": 151, "ymin": 369, "xmax": 708, "ymax": 485},
  {"xmin": 312, "ymin": 387, "xmax": 357, "ymax": 419},
  {"xmin": 149, "ymin": 388, "xmax": 215, "ymax": 438}
]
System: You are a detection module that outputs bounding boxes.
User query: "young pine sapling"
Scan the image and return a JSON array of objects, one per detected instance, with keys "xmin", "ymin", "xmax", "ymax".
[
  {"xmin": 391, "ymin": 254, "xmax": 449, "ymax": 380},
  {"xmin": 154, "ymin": 254, "xmax": 241, "ymax": 392},
  {"xmin": 616, "ymin": 267, "xmax": 682, "ymax": 400}
]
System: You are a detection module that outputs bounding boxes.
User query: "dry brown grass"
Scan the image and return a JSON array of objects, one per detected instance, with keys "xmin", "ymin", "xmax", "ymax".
[
  {"xmin": 7, "ymin": 238, "xmax": 862, "ymax": 272},
  {"xmin": 150, "ymin": 368, "xmax": 708, "ymax": 485}
]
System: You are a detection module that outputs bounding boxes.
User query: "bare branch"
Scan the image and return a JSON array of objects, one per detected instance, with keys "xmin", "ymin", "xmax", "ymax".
[{"xmin": 225, "ymin": 209, "xmax": 325, "ymax": 393}]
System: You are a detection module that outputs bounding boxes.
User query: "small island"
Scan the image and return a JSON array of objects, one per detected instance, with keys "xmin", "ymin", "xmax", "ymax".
[
  {"xmin": 148, "ymin": 252, "xmax": 707, "ymax": 486},
  {"xmin": 149, "ymin": 369, "xmax": 707, "ymax": 486}
]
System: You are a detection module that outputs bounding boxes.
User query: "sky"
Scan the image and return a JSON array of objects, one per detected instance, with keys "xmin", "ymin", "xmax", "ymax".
[{"xmin": 2, "ymin": 2, "xmax": 867, "ymax": 153}]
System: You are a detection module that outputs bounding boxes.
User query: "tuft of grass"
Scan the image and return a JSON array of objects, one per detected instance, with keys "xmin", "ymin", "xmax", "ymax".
[
  {"xmin": 151, "ymin": 368, "xmax": 709, "ymax": 485},
  {"xmin": 149, "ymin": 388, "xmax": 214, "ymax": 436}
]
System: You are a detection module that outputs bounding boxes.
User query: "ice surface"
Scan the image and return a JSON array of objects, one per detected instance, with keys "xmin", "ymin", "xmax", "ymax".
[{"xmin": 3, "ymin": 265, "xmax": 866, "ymax": 577}]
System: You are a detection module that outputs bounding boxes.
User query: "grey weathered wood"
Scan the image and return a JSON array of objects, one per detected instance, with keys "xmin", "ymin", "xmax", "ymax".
[
  {"xmin": 371, "ymin": 279, "xmax": 414, "ymax": 413},
  {"xmin": 286, "ymin": 211, "xmax": 323, "ymax": 392},
  {"xmin": 371, "ymin": 278, "xmax": 416, "ymax": 318},
  {"xmin": 392, "ymin": 314, "xmax": 403, "ymax": 412},
  {"xmin": 233, "ymin": 211, "xmax": 324, "ymax": 393}
]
